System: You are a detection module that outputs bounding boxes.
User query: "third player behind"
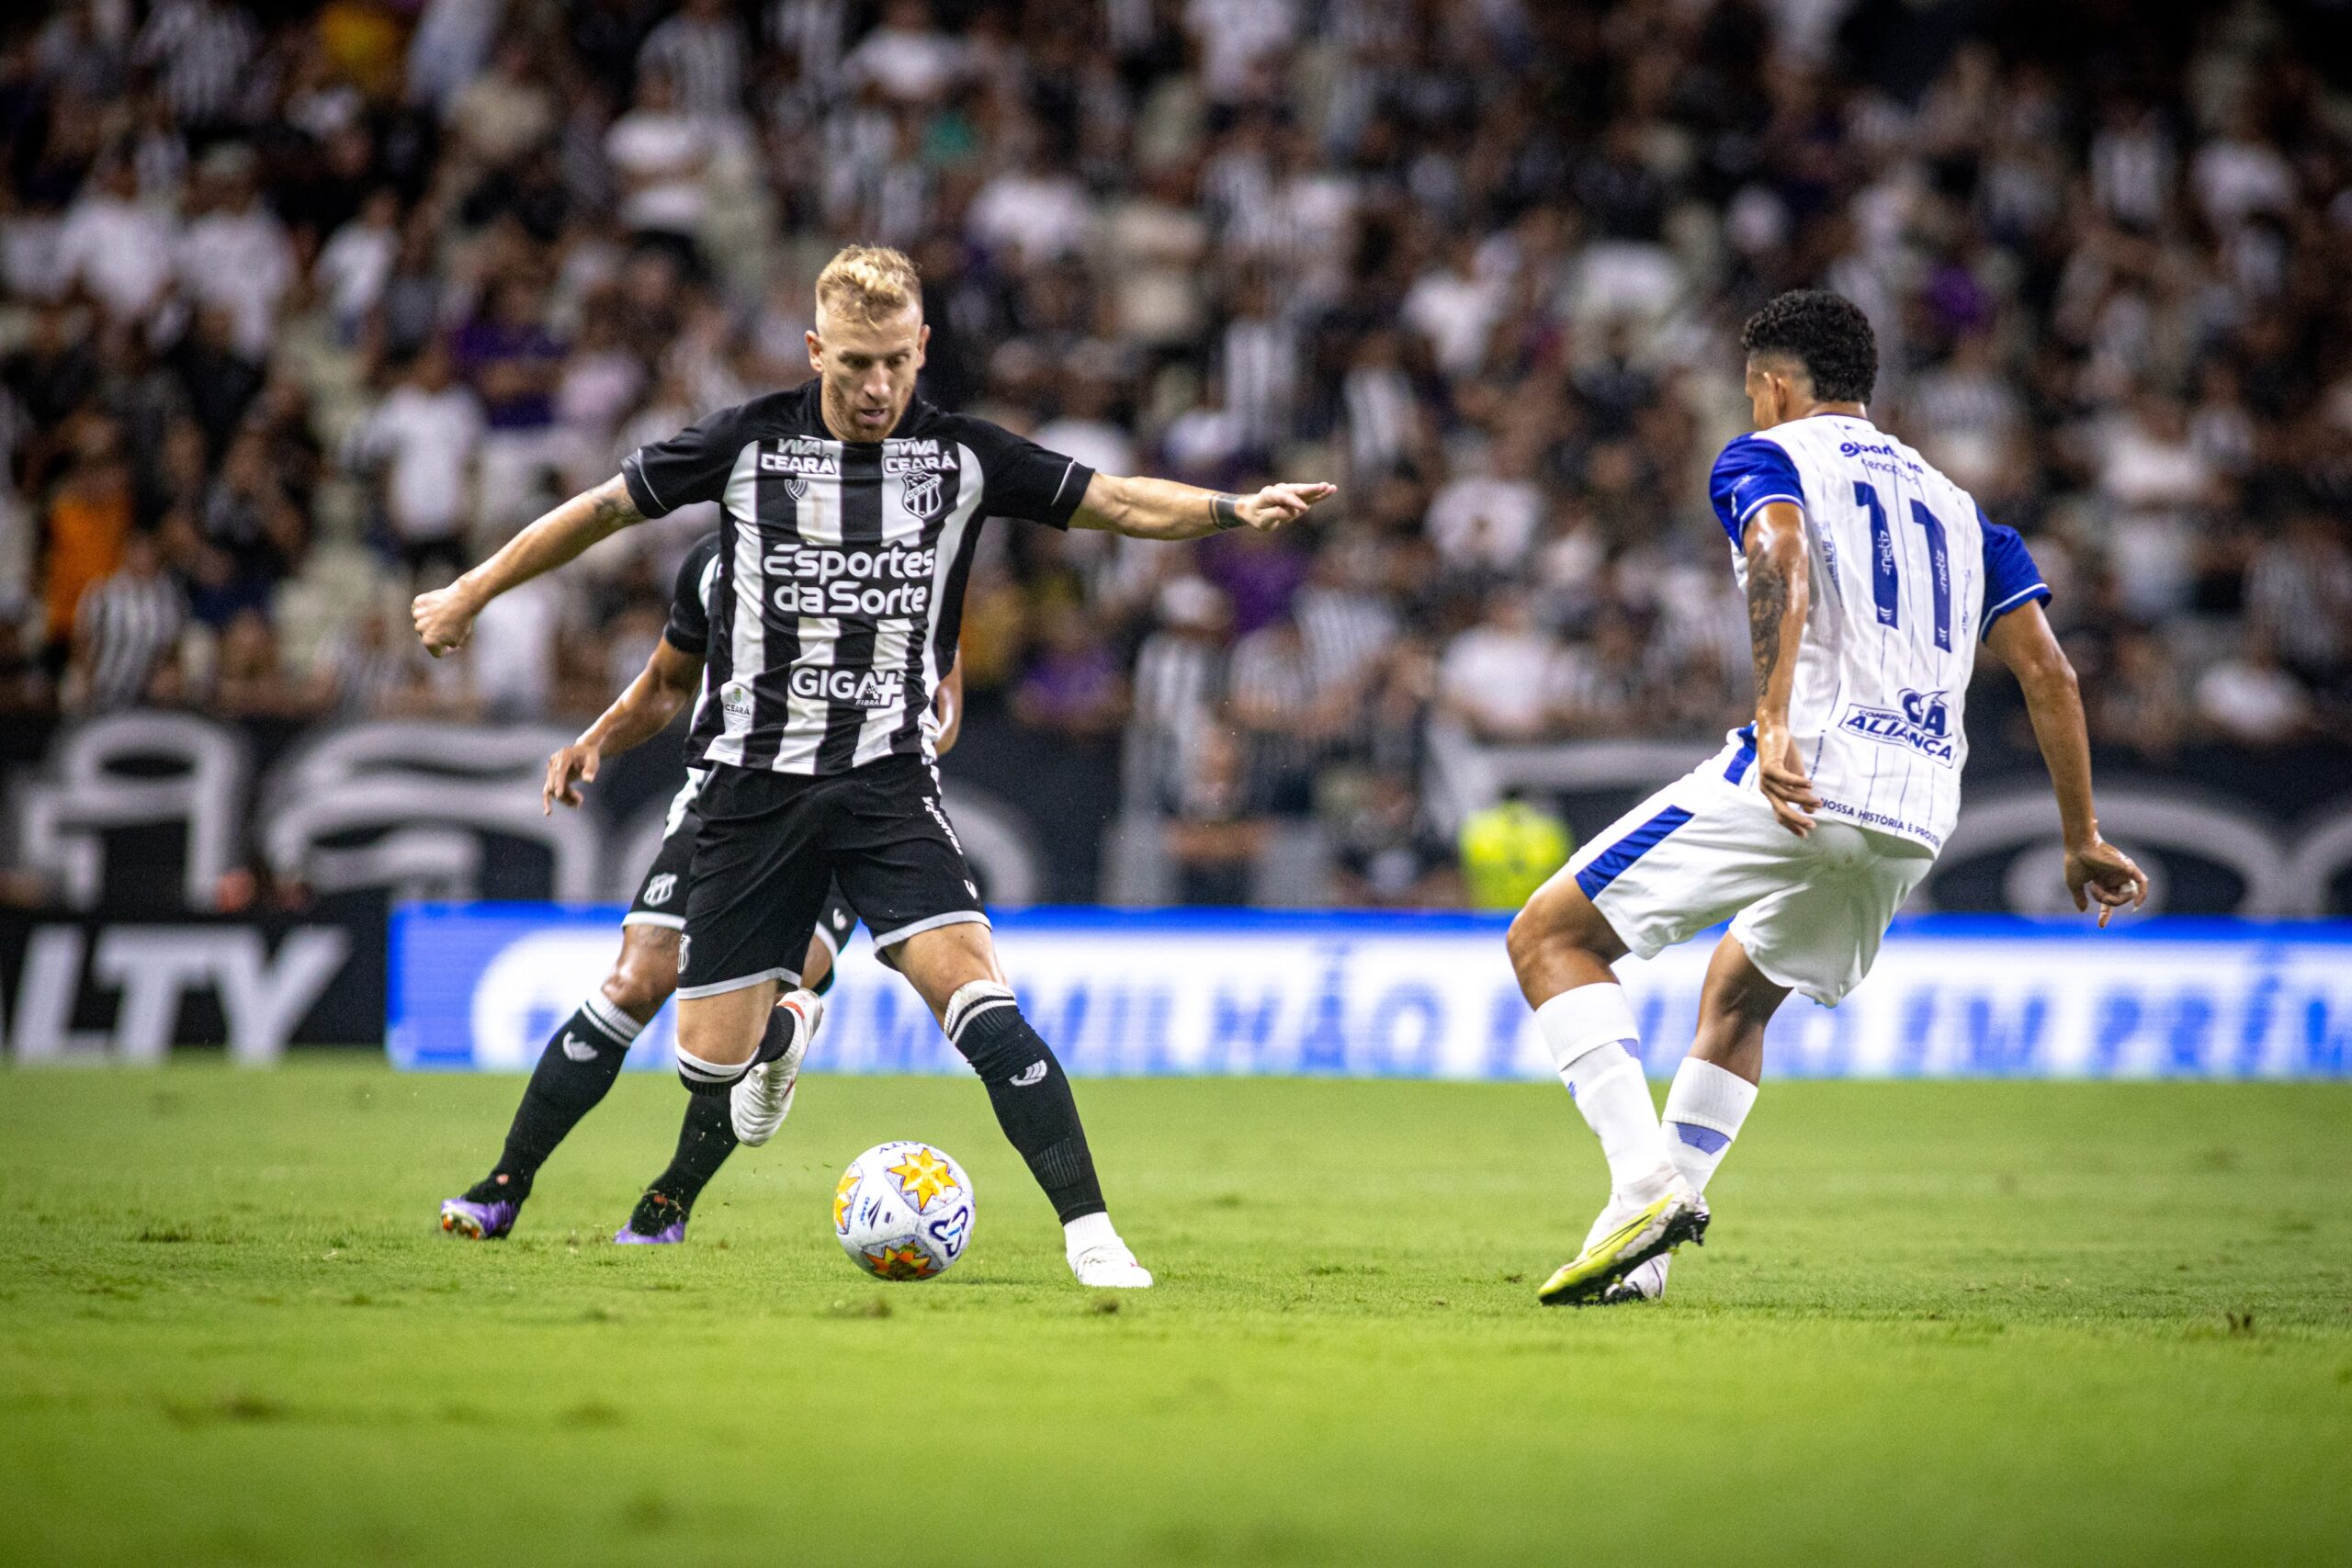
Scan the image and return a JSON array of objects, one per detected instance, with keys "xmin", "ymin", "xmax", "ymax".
[
  {"xmin": 416, "ymin": 244, "xmax": 1334, "ymax": 1288},
  {"xmin": 1506, "ymin": 288, "xmax": 2149, "ymax": 1306}
]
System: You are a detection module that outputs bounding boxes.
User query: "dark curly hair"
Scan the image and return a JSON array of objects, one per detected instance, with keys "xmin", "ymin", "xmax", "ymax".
[{"xmin": 1740, "ymin": 289, "xmax": 1878, "ymax": 404}]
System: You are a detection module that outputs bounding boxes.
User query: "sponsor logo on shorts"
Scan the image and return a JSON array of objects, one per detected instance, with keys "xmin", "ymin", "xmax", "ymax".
[
  {"xmin": 1839, "ymin": 687, "xmax": 1955, "ymax": 766},
  {"xmin": 642, "ymin": 873, "xmax": 677, "ymax": 908}
]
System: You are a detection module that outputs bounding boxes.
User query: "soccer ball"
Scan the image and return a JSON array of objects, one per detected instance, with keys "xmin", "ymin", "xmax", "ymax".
[{"xmin": 832, "ymin": 1141, "xmax": 975, "ymax": 1280}]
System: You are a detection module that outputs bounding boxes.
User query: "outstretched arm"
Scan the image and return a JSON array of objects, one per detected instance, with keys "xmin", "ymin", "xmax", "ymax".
[
  {"xmin": 1983, "ymin": 600, "xmax": 2148, "ymax": 925},
  {"xmin": 1745, "ymin": 499, "xmax": 1822, "ymax": 836},
  {"xmin": 1069, "ymin": 473, "xmax": 1336, "ymax": 540},
  {"xmin": 544, "ymin": 635, "xmax": 703, "ymax": 813},
  {"xmin": 414, "ymin": 475, "xmax": 644, "ymax": 656}
]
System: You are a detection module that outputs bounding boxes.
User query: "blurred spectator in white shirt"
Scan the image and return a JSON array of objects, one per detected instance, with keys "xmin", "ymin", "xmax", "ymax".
[
  {"xmin": 348, "ymin": 341, "xmax": 483, "ymax": 580},
  {"xmin": 176, "ymin": 150, "xmax": 293, "ymax": 362},
  {"xmin": 2196, "ymin": 631, "xmax": 2310, "ymax": 747},
  {"xmin": 1440, "ymin": 590, "xmax": 1560, "ymax": 743},
  {"xmin": 843, "ymin": 0, "xmax": 967, "ymax": 104},
  {"xmin": 447, "ymin": 35, "xmax": 557, "ymax": 167},
  {"xmin": 1428, "ymin": 433, "xmax": 1545, "ymax": 575},
  {"xmin": 57, "ymin": 159, "xmax": 177, "ymax": 326},
  {"xmin": 2098, "ymin": 393, "xmax": 2214, "ymax": 617},
  {"xmin": 606, "ymin": 70, "xmax": 711, "ymax": 243},
  {"xmin": 314, "ymin": 189, "xmax": 401, "ymax": 345},
  {"xmin": 1403, "ymin": 233, "xmax": 1506, "ymax": 379},
  {"xmin": 967, "ymin": 143, "xmax": 1094, "ymax": 270}
]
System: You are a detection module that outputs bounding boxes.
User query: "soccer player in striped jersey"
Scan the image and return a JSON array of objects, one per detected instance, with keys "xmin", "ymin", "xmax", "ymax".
[
  {"xmin": 438, "ymin": 528, "xmax": 964, "ymax": 1245},
  {"xmin": 1506, "ymin": 290, "xmax": 2149, "ymax": 1305},
  {"xmin": 416, "ymin": 244, "xmax": 1334, "ymax": 1287}
]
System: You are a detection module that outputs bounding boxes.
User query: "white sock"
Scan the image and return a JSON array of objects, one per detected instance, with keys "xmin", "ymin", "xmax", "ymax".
[
  {"xmin": 1660, "ymin": 1056, "xmax": 1758, "ymax": 1194},
  {"xmin": 1536, "ymin": 984, "xmax": 1673, "ymax": 1201},
  {"xmin": 1063, "ymin": 1211, "xmax": 1120, "ymax": 1258}
]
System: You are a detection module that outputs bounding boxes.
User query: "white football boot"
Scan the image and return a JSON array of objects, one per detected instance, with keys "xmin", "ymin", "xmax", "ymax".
[
  {"xmin": 729, "ymin": 988, "xmax": 824, "ymax": 1146},
  {"xmin": 1536, "ymin": 1172, "xmax": 1707, "ymax": 1306},
  {"xmin": 1069, "ymin": 1238, "xmax": 1155, "ymax": 1289}
]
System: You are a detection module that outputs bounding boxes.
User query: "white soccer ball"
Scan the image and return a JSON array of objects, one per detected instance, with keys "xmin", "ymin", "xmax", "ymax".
[{"xmin": 832, "ymin": 1141, "xmax": 976, "ymax": 1280}]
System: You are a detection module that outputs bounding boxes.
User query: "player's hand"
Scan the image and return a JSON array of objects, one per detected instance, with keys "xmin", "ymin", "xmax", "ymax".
[
  {"xmin": 1754, "ymin": 718, "xmax": 1821, "ymax": 837},
  {"xmin": 543, "ymin": 739, "xmax": 604, "ymax": 815},
  {"xmin": 2066, "ymin": 836, "xmax": 2148, "ymax": 929},
  {"xmin": 1240, "ymin": 482, "xmax": 1337, "ymax": 531},
  {"xmin": 412, "ymin": 583, "xmax": 480, "ymax": 658}
]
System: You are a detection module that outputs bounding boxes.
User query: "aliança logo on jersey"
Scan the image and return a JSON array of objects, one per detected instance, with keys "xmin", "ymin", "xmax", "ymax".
[
  {"xmin": 790, "ymin": 667, "xmax": 906, "ymax": 710},
  {"xmin": 1839, "ymin": 687, "xmax": 1956, "ymax": 766}
]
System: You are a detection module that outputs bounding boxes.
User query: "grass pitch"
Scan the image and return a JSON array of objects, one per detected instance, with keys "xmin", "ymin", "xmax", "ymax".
[{"xmin": 0, "ymin": 1065, "xmax": 2346, "ymax": 1567}]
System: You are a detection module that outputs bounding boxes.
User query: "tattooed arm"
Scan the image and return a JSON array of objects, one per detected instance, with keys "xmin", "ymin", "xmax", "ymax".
[
  {"xmin": 1745, "ymin": 499, "xmax": 1823, "ymax": 836},
  {"xmin": 413, "ymin": 475, "xmax": 645, "ymax": 656}
]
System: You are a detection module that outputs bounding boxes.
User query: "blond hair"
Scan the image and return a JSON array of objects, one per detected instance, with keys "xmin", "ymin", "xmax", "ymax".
[{"xmin": 814, "ymin": 244, "xmax": 922, "ymax": 325}]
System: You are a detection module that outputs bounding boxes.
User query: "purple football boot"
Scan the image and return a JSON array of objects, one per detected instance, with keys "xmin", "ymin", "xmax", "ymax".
[
  {"xmin": 439, "ymin": 1194, "xmax": 520, "ymax": 1239},
  {"xmin": 611, "ymin": 1191, "xmax": 687, "ymax": 1246}
]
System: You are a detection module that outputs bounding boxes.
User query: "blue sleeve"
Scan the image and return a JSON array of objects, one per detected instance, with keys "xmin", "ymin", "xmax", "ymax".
[
  {"xmin": 1708, "ymin": 434, "xmax": 1805, "ymax": 546},
  {"xmin": 1979, "ymin": 510, "xmax": 2051, "ymax": 636}
]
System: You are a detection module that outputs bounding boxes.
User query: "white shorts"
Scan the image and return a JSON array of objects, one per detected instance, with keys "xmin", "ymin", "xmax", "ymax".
[{"xmin": 1551, "ymin": 755, "xmax": 1936, "ymax": 1006}]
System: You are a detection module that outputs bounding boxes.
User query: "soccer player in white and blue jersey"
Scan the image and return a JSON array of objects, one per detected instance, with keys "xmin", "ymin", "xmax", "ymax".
[{"xmin": 1507, "ymin": 290, "xmax": 2149, "ymax": 1305}]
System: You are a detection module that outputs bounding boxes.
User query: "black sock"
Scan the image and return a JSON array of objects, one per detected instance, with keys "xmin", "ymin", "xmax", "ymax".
[
  {"xmin": 677, "ymin": 1007, "xmax": 798, "ymax": 1094},
  {"xmin": 753, "ymin": 1006, "xmax": 800, "ymax": 1065},
  {"xmin": 469, "ymin": 995, "xmax": 644, "ymax": 1201},
  {"xmin": 945, "ymin": 983, "xmax": 1106, "ymax": 1224},
  {"xmin": 630, "ymin": 1094, "xmax": 739, "ymax": 1232}
]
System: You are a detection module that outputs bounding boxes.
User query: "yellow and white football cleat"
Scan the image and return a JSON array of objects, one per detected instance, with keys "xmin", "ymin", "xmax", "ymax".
[{"xmin": 1537, "ymin": 1183, "xmax": 1708, "ymax": 1307}]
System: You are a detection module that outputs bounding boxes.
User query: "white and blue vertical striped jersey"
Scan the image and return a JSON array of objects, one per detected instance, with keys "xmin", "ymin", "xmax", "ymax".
[{"xmin": 1707, "ymin": 412, "xmax": 2050, "ymax": 853}]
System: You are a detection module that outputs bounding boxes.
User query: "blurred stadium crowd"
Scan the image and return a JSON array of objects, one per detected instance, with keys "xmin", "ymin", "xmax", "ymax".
[{"xmin": 3, "ymin": 0, "xmax": 2350, "ymax": 906}]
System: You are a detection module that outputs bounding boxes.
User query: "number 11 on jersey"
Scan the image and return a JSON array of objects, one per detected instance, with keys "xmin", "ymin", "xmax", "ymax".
[{"xmin": 1854, "ymin": 480, "xmax": 1951, "ymax": 650}]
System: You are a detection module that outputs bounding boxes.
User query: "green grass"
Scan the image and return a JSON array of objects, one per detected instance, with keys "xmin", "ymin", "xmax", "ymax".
[{"xmin": 0, "ymin": 1065, "xmax": 2347, "ymax": 1566}]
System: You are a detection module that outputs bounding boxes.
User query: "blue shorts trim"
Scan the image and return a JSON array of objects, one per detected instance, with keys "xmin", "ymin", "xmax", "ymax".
[
  {"xmin": 1574, "ymin": 806, "xmax": 1695, "ymax": 900},
  {"xmin": 1724, "ymin": 725, "xmax": 1757, "ymax": 784}
]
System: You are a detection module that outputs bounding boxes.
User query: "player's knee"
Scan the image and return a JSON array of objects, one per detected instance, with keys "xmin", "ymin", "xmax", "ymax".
[
  {"xmin": 604, "ymin": 948, "xmax": 677, "ymax": 1021},
  {"xmin": 1505, "ymin": 900, "xmax": 1563, "ymax": 978},
  {"xmin": 1507, "ymin": 887, "xmax": 1613, "ymax": 982}
]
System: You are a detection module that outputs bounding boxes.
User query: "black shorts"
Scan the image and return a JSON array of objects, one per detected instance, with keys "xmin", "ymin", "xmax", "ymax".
[
  {"xmin": 676, "ymin": 756, "xmax": 986, "ymax": 998},
  {"xmin": 627, "ymin": 800, "xmax": 860, "ymax": 961}
]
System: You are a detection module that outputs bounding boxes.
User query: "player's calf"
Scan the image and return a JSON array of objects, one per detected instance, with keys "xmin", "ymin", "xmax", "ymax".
[
  {"xmin": 673, "ymin": 979, "xmax": 780, "ymax": 1095},
  {"xmin": 440, "ymin": 980, "xmax": 653, "ymax": 1238},
  {"xmin": 943, "ymin": 980, "xmax": 1151, "ymax": 1288}
]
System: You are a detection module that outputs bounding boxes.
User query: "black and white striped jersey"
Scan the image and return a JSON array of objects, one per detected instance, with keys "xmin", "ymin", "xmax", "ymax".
[{"xmin": 622, "ymin": 381, "xmax": 1093, "ymax": 776}]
